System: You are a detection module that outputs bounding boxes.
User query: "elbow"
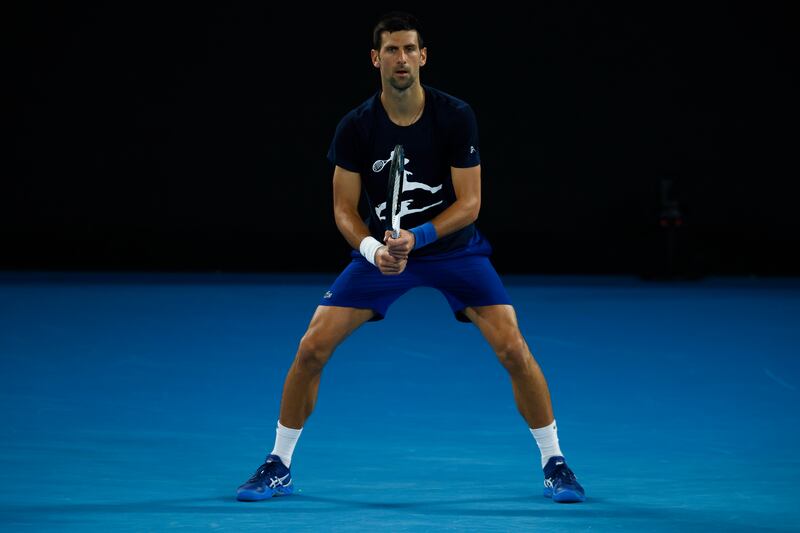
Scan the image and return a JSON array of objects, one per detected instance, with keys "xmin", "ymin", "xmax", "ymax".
[
  {"xmin": 465, "ymin": 198, "xmax": 481, "ymax": 224},
  {"xmin": 333, "ymin": 206, "xmax": 349, "ymax": 232},
  {"xmin": 334, "ymin": 205, "xmax": 360, "ymax": 234}
]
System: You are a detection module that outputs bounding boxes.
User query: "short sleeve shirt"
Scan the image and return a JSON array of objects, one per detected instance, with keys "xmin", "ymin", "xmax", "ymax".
[{"xmin": 327, "ymin": 85, "xmax": 481, "ymax": 256}]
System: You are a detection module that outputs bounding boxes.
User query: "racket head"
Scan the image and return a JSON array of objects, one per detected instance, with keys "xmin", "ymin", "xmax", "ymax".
[{"xmin": 386, "ymin": 144, "xmax": 404, "ymax": 238}]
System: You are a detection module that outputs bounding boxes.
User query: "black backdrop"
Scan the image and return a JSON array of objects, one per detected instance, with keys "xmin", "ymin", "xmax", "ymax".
[{"xmin": 6, "ymin": 3, "xmax": 796, "ymax": 276}]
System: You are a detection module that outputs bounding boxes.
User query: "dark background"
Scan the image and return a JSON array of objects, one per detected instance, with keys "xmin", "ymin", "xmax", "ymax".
[{"xmin": 6, "ymin": 3, "xmax": 796, "ymax": 277}]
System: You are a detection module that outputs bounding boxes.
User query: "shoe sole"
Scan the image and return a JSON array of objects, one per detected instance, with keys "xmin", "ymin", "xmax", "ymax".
[
  {"xmin": 544, "ymin": 488, "xmax": 585, "ymax": 503},
  {"xmin": 236, "ymin": 485, "xmax": 294, "ymax": 501}
]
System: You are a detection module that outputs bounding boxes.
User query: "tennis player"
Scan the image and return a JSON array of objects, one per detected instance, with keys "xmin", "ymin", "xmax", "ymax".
[{"xmin": 237, "ymin": 11, "xmax": 585, "ymax": 503}]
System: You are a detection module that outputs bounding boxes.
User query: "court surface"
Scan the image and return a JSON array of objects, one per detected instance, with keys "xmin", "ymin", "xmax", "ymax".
[{"xmin": 1, "ymin": 272, "xmax": 798, "ymax": 532}]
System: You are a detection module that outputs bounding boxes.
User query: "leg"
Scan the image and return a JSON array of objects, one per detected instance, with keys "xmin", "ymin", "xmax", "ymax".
[
  {"xmin": 465, "ymin": 304, "xmax": 585, "ymax": 502},
  {"xmin": 237, "ymin": 261, "xmax": 407, "ymax": 502},
  {"xmin": 463, "ymin": 304, "xmax": 554, "ymax": 428},
  {"xmin": 279, "ymin": 305, "xmax": 374, "ymax": 429}
]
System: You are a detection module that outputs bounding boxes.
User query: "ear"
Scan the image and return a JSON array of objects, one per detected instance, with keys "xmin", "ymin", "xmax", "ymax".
[
  {"xmin": 371, "ymin": 49, "xmax": 380, "ymax": 68},
  {"xmin": 420, "ymin": 47, "xmax": 427, "ymax": 67}
]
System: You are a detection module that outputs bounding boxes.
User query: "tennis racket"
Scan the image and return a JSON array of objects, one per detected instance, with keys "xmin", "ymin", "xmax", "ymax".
[{"xmin": 386, "ymin": 144, "xmax": 404, "ymax": 239}]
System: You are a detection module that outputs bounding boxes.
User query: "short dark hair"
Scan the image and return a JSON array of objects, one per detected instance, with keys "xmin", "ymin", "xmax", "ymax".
[{"xmin": 372, "ymin": 11, "xmax": 424, "ymax": 50}]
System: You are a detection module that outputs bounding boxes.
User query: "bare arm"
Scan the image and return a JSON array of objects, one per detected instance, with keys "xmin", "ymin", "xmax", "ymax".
[
  {"xmin": 333, "ymin": 165, "xmax": 406, "ymax": 274},
  {"xmin": 332, "ymin": 165, "xmax": 371, "ymax": 250},
  {"xmin": 430, "ymin": 164, "xmax": 482, "ymax": 236}
]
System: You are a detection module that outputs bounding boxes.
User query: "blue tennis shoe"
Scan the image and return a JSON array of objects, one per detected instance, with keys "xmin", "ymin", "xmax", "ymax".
[
  {"xmin": 237, "ymin": 454, "xmax": 294, "ymax": 501},
  {"xmin": 543, "ymin": 456, "xmax": 585, "ymax": 503}
]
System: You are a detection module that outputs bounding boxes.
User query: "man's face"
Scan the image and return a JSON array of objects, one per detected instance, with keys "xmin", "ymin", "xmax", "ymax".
[{"xmin": 372, "ymin": 30, "xmax": 427, "ymax": 91}]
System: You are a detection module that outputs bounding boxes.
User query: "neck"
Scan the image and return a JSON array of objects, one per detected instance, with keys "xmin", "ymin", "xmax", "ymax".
[{"xmin": 381, "ymin": 84, "xmax": 425, "ymax": 127}]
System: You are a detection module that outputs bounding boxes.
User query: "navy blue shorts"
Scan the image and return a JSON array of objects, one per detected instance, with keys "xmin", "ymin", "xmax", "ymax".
[{"xmin": 320, "ymin": 234, "xmax": 512, "ymax": 322}]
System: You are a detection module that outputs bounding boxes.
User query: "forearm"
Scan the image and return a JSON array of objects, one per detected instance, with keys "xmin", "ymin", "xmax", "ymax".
[
  {"xmin": 334, "ymin": 206, "xmax": 372, "ymax": 250},
  {"xmin": 426, "ymin": 196, "xmax": 480, "ymax": 239}
]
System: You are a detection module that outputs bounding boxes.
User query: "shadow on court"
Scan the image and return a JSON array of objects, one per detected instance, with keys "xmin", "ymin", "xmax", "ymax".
[{"xmin": 0, "ymin": 494, "xmax": 787, "ymax": 533}]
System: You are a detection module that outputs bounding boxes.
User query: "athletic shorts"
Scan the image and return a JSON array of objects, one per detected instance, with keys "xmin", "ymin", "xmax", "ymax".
[{"xmin": 319, "ymin": 233, "xmax": 512, "ymax": 322}]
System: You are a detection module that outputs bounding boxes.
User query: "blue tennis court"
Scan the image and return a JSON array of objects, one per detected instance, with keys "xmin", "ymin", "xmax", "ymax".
[{"xmin": 1, "ymin": 272, "xmax": 798, "ymax": 532}]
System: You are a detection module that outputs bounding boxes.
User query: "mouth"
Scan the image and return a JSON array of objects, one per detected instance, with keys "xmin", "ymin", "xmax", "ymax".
[{"xmin": 395, "ymin": 69, "xmax": 410, "ymax": 76}]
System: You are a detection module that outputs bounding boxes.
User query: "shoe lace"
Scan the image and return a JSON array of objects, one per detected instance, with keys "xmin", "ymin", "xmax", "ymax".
[
  {"xmin": 553, "ymin": 464, "xmax": 578, "ymax": 484},
  {"xmin": 247, "ymin": 460, "xmax": 279, "ymax": 483}
]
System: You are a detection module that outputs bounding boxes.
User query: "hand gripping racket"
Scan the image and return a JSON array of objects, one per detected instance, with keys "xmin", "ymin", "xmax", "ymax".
[{"xmin": 386, "ymin": 144, "xmax": 404, "ymax": 239}]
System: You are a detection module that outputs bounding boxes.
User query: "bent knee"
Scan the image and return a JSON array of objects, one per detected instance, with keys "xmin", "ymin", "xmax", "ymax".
[
  {"xmin": 295, "ymin": 335, "xmax": 334, "ymax": 372},
  {"xmin": 494, "ymin": 335, "xmax": 532, "ymax": 372}
]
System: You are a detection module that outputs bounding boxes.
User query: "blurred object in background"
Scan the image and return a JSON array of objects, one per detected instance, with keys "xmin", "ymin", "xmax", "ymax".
[{"xmin": 641, "ymin": 177, "xmax": 702, "ymax": 281}]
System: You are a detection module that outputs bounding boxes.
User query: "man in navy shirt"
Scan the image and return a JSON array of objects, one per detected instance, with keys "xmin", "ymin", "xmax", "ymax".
[{"xmin": 237, "ymin": 11, "xmax": 585, "ymax": 504}]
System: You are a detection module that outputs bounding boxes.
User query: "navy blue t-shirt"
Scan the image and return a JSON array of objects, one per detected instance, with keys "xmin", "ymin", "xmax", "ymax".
[{"xmin": 327, "ymin": 85, "xmax": 482, "ymax": 256}]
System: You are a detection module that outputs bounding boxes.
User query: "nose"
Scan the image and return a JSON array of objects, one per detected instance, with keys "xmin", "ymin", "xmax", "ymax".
[{"xmin": 396, "ymin": 50, "xmax": 407, "ymax": 64}]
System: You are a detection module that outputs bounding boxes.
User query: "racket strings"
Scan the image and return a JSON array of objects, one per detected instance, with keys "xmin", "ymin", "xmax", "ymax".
[
  {"xmin": 389, "ymin": 145, "xmax": 404, "ymax": 237},
  {"xmin": 386, "ymin": 144, "xmax": 405, "ymax": 238}
]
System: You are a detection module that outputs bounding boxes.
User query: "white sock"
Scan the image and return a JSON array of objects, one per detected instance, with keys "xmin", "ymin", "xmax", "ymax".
[
  {"xmin": 270, "ymin": 421, "xmax": 302, "ymax": 467},
  {"xmin": 530, "ymin": 419, "xmax": 563, "ymax": 468}
]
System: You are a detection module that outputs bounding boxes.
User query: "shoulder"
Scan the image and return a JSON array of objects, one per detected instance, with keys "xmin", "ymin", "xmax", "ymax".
[
  {"xmin": 425, "ymin": 86, "xmax": 474, "ymax": 115},
  {"xmin": 424, "ymin": 85, "xmax": 477, "ymax": 127},
  {"xmin": 336, "ymin": 92, "xmax": 381, "ymax": 130}
]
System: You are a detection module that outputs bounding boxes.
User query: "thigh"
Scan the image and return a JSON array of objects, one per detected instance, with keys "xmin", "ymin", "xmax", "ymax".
[
  {"xmin": 303, "ymin": 305, "xmax": 375, "ymax": 350},
  {"xmin": 463, "ymin": 304, "xmax": 521, "ymax": 350}
]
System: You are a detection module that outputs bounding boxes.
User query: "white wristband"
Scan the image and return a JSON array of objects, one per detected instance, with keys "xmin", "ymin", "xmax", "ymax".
[{"xmin": 359, "ymin": 236, "xmax": 383, "ymax": 266}]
